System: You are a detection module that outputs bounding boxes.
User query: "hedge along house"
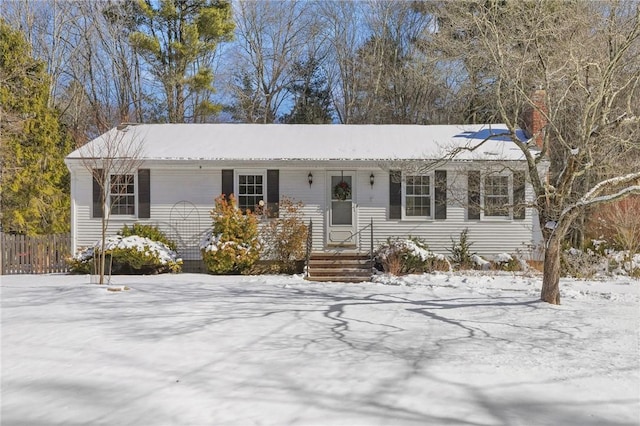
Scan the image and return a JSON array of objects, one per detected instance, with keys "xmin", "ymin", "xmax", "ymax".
[{"xmin": 65, "ymin": 123, "xmax": 544, "ymax": 272}]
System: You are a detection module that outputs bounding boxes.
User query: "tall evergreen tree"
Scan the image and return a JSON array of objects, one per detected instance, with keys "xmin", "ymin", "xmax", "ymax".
[
  {"xmin": 0, "ymin": 19, "xmax": 72, "ymax": 235},
  {"xmin": 281, "ymin": 59, "xmax": 333, "ymax": 124},
  {"xmin": 129, "ymin": 0, "xmax": 234, "ymax": 123}
]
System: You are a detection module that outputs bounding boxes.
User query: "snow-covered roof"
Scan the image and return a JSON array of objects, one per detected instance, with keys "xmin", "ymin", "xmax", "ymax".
[{"xmin": 66, "ymin": 123, "xmax": 531, "ymax": 162}]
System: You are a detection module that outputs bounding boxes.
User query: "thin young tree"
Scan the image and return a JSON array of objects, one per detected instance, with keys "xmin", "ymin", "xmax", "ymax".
[
  {"xmin": 74, "ymin": 127, "xmax": 144, "ymax": 284},
  {"xmin": 428, "ymin": 0, "xmax": 640, "ymax": 304}
]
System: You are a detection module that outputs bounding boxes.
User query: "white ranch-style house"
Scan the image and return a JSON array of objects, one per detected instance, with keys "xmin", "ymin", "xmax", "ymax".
[{"xmin": 65, "ymin": 123, "xmax": 543, "ymax": 271}]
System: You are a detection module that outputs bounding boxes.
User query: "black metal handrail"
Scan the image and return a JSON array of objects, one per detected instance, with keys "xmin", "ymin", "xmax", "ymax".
[
  {"xmin": 305, "ymin": 220, "xmax": 313, "ymax": 278},
  {"xmin": 305, "ymin": 218, "xmax": 376, "ymax": 278},
  {"xmin": 324, "ymin": 218, "xmax": 375, "ymax": 268}
]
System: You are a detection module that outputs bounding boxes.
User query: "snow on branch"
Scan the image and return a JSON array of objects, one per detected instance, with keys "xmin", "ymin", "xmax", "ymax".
[
  {"xmin": 581, "ymin": 171, "xmax": 640, "ymax": 202},
  {"xmin": 561, "ymin": 184, "xmax": 640, "ymax": 218}
]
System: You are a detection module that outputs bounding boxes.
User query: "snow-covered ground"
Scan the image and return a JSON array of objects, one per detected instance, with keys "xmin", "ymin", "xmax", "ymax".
[{"xmin": 1, "ymin": 272, "xmax": 638, "ymax": 426}]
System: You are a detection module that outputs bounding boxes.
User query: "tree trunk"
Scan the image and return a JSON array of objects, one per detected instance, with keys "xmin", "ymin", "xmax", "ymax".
[
  {"xmin": 99, "ymin": 220, "xmax": 106, "ymax": 285},
  {"xmin": 540, "ymin": 208, "xmax": 581, "ymax": 304},
  {"xmin": 541, "ymin": 237, "xmax": 562, "ymax": 304}
]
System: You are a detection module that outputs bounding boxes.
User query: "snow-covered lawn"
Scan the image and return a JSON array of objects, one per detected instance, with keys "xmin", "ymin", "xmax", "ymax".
[{"xmin": 1, "ymin": 272, "xmax": 638, "ymax": 426}]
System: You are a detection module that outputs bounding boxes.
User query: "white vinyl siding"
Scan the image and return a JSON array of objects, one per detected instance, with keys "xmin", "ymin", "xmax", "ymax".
[{"xmin": 68, "ymin": 164, "xmax": 540, "ymax": 260}]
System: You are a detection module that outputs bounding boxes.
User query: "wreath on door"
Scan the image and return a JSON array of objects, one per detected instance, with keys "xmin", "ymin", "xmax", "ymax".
[{"xmin": 333, "ymin": 180, "xmax": 351, "ymax": 201}]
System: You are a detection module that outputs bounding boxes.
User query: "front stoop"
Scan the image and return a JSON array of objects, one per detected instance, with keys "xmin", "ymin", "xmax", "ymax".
[{"xmin": 306, "ymin": 252, "xmax": 373, "ymax": 283}]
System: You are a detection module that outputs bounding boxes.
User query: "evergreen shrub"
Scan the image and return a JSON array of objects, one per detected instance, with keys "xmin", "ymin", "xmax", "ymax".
[
  {"xmin": 447, "ymin": 228, "xmax": 476, "ymax": 270},
  {"xmin": 69, "ymin": 235, "xmax": 182, "ymax": 275},
  {"xmin": 200, "ymin": 195, "xmax": 260, "ymax": 274},
  {"xmin": 119, "ymin": 223, "xmax": 177, "ymax": 251}
]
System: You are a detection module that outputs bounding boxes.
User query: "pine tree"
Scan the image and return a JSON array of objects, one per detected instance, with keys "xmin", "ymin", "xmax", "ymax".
[
  {"xmin": 281, "ymin": 58, "xmax": 333, "ymax": 124},
  {"xmin": 0, "ymin": 19, "xmax": 72, "ymax": 235},
  {"xmin": 129, "ymin": 0, "xmax": 234, "ymax": 123}
]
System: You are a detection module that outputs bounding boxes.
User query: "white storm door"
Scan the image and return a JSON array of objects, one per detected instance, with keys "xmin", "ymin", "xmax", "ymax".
[{"xmin": 327, "ymin": 172, "xmax": 357, "ymax": 246}]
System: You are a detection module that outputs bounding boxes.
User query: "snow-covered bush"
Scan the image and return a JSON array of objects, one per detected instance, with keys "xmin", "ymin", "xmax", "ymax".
[
  {"xmin": 375, "ymin": 238, "xmax": 450, "ymax": 275},
  {"xmin": 119, "ymin": 223, "xmax": 177, "ymax": 251},
  {"xmin": 69, "ymin": 235, "xmax": 182, "ymax": 275},
  {"xmin": 470, "ymin": 254, "xmax": 491, "ymax": 271},
  {"xmin": 200, "ymin": 195, "xmax": 260, "ymax": 274},
  {"xmin": 491, "ymin": 253, "xmax": 524, "ymax": 272},
  {"xmin": 606, "ymin": 251, "xmax": 640, "ymax": 278},
  {"xmin": 259, "ymin": 197, "xmax": 308, "ymax": 274}
]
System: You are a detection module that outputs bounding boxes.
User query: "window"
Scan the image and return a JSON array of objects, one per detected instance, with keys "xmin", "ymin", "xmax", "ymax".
[
  {"xmin": 404, "ymin": 175, "xmax": 432, "ymax": 217},
  {"xmin": 237, "ymin": 173, "xmax": 264, "ymax": 212},
  {"xmin": 484, "ymin": 175, "xmax": 509, "ymax": 217},
  {"xmin": 110, "ymin": 174, "xmax": 135, "ymax": 215}
]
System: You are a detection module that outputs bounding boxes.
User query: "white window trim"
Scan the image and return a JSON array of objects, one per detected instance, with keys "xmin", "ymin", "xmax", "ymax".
[
  {"xmin": 401, "ymin": 172, "xmax": 435, "ymax": 220},
  {"xmin": 481, "ymin": 172, "xmax": 513, "ymax": 220},
  {"xmin": 108, "ymin": 173, "xmax": 137, "ymax": 218},
  {"xmin": 234, "ymin": 169, "xmax": 267, "ymax": 212}
]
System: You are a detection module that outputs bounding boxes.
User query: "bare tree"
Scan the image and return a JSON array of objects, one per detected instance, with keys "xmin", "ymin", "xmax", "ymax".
[
  {"xmin": 75, "ymin": 126, "xmax": 144, "ymax": 284},
  {"xmin": 1, "ymin": 0, "xmax": 79, "ymax": 109},
  {"xmin": 3, "ymin": 0, "xmax": 149, "ymax": 140},
  {"xmin": 316, "ymin": 0, "xmax": 365, "ymax": 124},
  {"xmin": 228, "ymin": 0, "xmax": 321, "ymax": 123},
  {"xmin": 429, "ymin": 0, "xmax": 640, "ymax": 304},
  {"xmin": 318, "ymin": 0, "xmax": 446, "ymax": 124}
]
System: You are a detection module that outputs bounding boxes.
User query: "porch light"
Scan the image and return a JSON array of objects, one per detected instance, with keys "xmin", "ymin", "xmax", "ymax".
[
  {"xmin": 308, "ymin": 172, "xmax": 313, "ymax": 187},
  {"xmin": 370, "ymin": 173, "xmax": 375, "ymax": 187}
]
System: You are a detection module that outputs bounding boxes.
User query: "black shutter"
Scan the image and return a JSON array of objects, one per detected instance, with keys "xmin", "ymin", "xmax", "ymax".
[
  {"xmin": 434, "ymin": 170, "xmax": 447, "ymax": 220},
  {"xmin": 266, "ymin": 169, "xmax": 279, "ymax": 218},
  {"xmin": 92, "ymin": 169, "xmax": 104, "ymax": 218},
  {"xmin": 138, "ymin": 169, "xmax": 150, "ymax": 219},
  {"xmin": 389, "ymin": 170, "xmax": 401, "ymax": 219},
  {"xmin": 221, "ymin": 169, "xmax": 234, "ymax": 200},
  {"xmin": 513, "ymin": 170, "xmax": 526, "ymax": 220},
  {"xmin": 468, "ymin": 171, "xmax": 481, "ymax": 220}
]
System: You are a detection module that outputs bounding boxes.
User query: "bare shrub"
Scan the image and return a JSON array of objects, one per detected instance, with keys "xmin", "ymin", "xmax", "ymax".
[
  {"xmin": 587, "ymin": 196, "xmax": 640, "ymax": 256},
  {"xmin": 560, "ymin": 248, "xmax": 606, "ymax": 279},
  {"xmin": 259, "ymin": 197, "xmax": 308, "ymax": 274}
]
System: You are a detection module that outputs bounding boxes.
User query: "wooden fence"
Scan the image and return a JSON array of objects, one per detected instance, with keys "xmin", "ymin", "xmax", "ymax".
[{"xmin": 1, "ymin": 233, "xmax": 71, "ymax": 275}]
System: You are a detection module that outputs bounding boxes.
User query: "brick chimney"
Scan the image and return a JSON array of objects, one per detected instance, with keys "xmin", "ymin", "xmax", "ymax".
[{"xmin": 524, "ymin": 89, "xmax": 548, "ymax": 149}]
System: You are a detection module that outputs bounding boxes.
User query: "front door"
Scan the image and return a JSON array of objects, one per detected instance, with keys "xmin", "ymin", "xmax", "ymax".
[{"xmin": 327, "ymin": 171, "xmax": 357, "ymax": 247}]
